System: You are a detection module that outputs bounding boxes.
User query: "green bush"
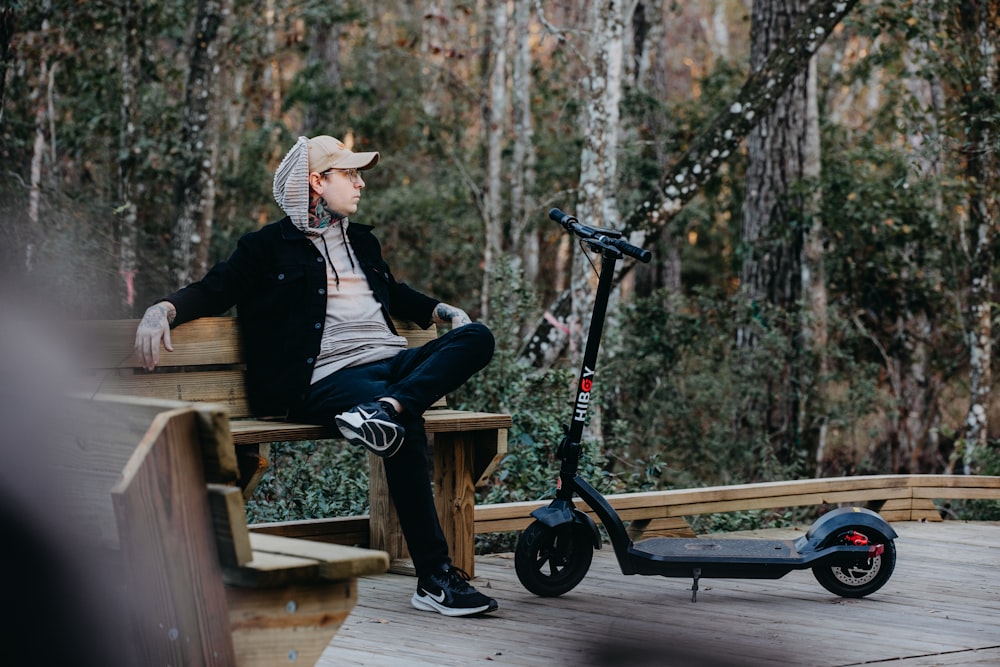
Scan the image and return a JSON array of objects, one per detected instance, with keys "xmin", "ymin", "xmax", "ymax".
[{"xmin": 245, "ymin": 441, "xmax": 369, "ymax": 524}]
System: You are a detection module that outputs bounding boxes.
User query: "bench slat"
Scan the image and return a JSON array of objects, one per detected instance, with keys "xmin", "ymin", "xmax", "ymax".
[
  {"xmin": 249, "ymin": 532, "xmax": 389, "ymax": 580},
  {"xmin": 80, "ymin": 317, "xmax": 245, "ymax": 368},
  {"xmin": 229, "ymin": 409, "xmax": 512, "ymax": 444},
  {"xmin": 93, "ymin": 370, "xmax": 254, "ymax": 417}
]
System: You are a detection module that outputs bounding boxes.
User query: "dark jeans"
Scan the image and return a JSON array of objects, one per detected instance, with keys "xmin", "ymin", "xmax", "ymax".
[{"xmin": 289, "ymin": 322, "xmax": 495, "ymax": 576}]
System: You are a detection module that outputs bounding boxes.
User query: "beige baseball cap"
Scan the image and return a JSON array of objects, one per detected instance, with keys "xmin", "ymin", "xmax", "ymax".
[{"xmin": 308, "ymin": 135, "xmax": 379, "ymax": 174}]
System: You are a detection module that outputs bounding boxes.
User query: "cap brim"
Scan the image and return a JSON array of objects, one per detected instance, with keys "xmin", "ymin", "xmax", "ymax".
[{"xmin": 337, "ymin": 151, "xmax": 379, "ymax": 170}]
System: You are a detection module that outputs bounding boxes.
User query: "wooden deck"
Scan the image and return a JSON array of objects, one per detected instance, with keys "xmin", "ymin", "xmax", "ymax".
[{"xmin": 318, "ymin": 521, "xmax": 1000, "ymax": 666}]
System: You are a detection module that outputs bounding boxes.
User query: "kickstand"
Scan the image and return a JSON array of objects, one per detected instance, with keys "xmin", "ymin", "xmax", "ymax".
[{"xmin": 690, "ymin": 567, "xmax": 701, "ymax": 603}]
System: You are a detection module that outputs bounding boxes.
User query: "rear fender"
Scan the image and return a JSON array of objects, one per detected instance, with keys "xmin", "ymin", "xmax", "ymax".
[{"xmin": 796, "ymin": 507, "xmax": 898, "ymax": 553}]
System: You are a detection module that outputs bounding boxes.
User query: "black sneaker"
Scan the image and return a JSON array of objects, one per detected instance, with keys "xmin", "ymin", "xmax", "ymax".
[
  {"xmin": 411, "ymin": 564, "xmax": 499, "ymax": 617},
  {"xmin": 334, "ymin": 400, "xmax": 405, "ymax": 458}
]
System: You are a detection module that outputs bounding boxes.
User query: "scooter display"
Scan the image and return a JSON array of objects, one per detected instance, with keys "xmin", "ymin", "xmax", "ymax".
[{"xmin": 514, "ymin": 208, "xmax": 897, "ymax": 602}]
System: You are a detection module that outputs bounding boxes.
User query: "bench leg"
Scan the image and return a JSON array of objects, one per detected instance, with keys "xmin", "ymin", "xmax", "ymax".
[
  {"xmin": 237, "ymin": 443, "xmax": 270, "ymax": 500},
  {"xmin": 433, "ymin": 431, "xmax": 478, "ymax": 577},
  {"xmin": 367, "ymin": 433, "xmax": 482, "ymax": 577},
  {"xmin": 367, "ymin": 453, "xmax": 413, "ymax": 573}
]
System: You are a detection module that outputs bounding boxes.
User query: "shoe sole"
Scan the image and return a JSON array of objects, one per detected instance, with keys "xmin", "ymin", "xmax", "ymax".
[
  {"xmin": 410, "ymin": 591, "xmax": 496, "ymax": 617},
  {"xmin": 335, "ymin": 412, "xmax": 405, "ymax": 457}
]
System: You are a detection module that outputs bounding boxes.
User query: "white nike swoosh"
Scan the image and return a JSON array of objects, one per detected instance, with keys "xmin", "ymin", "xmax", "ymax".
[
  {"xmin": 427, "ymin": 590, "xmax": 446, "ymax": 604},
  {"xmin": 358, "ymin": 408, "xmax": 376, "ymax": 419}
]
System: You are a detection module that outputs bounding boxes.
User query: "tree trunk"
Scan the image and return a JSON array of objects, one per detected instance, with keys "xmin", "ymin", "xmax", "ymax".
[
  {"xmin": 958, "ymin": 1, "xmax": 999, "ymax": 475},
  {"xmin": 27, "ymin": 1, "xmax": 55, "ymax": 274},
  {"xmin": 737, "ymin": 0, "xmax": 813, "ymax": 467},
  {"xmin": 510, "ymin": 0, "xmax": 539, "ymax": 295},
  {"xmin": 303, "ymin": 6, "xmax": 342, "ymax": 135},
  {"xmin": 481, "ymin": 0, "xmax": 508, "ymax": 320},
  {"xmin": 170, "ymin": 0, "xmax": 231, "ymax": 286},
  {"xmin": 801, "ymin": 56, "xmax": 827, "ymax": 475},
  {"xmin": 895, "ymin": 3, "xmax": 948, "ymax": 473},
  {"xmin": 117, "ymin": 0, "xmax": 141, "ymax": 311},
  {"xmin": 566, "ymin": 0, "xmax": 628, "ymax": 445},
  {"xmin": 570, "ymin": 0, "xmax": 627, "ymax": 360},
  {"xmin": 261, "ymin": 0, "xmax": 281, "ymax": 127},
  {"xmin": 0, "ymin": 6, "xmax": 15, "ymax": 128}
]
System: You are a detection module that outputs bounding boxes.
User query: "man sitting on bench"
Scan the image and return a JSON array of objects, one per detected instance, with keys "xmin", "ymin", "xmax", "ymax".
[{"xmin": 134, "ymin": 134, "xmax": 498, "ymax": 617}]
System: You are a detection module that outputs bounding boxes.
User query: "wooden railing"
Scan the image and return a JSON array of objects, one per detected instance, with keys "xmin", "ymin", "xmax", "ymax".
[
  {"xmin": 473, "ymin": 474, "xmax": 1000, "ymax": 539},
  {"xmin": 257, "ymin": 474, "xmax": 1000, "ymax": 548}
]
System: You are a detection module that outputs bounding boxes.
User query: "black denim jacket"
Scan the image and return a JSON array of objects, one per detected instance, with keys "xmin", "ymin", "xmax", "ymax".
[{"xmin": 164, "ymin": 217, "xmax": 439, "ymax": 417}]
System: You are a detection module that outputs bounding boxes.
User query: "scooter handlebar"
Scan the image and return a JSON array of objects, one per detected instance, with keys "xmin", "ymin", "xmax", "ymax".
[
  {"xmin": 610, "ymin": 237, "xmax": 652, "ymax": 263},
  {"xmin": 548, "ymin": 208, "xmax": 652, "ymax": 263}
]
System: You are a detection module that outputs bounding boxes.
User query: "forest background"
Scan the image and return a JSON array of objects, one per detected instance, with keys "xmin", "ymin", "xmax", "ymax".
[{"xmin": 2, "ymin": 0, "xmax": 998, "ymax": 539}]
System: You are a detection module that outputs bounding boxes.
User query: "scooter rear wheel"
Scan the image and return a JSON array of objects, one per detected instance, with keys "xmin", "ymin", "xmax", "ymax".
[
  {"xmin": 515, "ymin": 520, "xmax": 594, "ymax": 597},
  {"xmin": 811, "ymin": 525, "xmax": 896, "ymax": 598}
]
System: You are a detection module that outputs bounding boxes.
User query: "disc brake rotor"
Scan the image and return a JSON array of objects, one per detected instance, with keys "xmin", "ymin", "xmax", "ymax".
[{"xmin": 832, "ymin": 556, "xmax": 881, "ymax": 586}]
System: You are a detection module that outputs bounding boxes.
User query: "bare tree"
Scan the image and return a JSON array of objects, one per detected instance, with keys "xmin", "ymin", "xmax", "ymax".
[
  {"xmin": 510, "ymin": 0, "xmax": 539, "ymax": 291},
  {"xmin": 481, "ymin": 0, "xmax": 509, "ymax": 320},
  {"xmin": 737, "ymin": 0, "xmax": 818, "ymax": 468},
  {"xmin": 116, "ymin": 0, "xmax": 141, "ymax": 311},
  {"xmin": 303, "ymin": 2, "xmax": 343, "ymax": 135},
  {"xmin": 26, "ymin": 0, "xmax": 56, "ymax": 274},
  {"xmin": 956, "ymin": 0, "xmax": 999, "ymax": 474},
  {"xmin": 170, "ymin": 0, "xmax": 232, "ymax": 286},
  {"xmin": 570, "ymin": 0, "xmax": 629, "ymax": 364}
]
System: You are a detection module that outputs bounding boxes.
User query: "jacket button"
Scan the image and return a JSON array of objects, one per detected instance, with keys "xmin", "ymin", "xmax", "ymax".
[
  {"xmin": 314, "ymin": 323, "xmax": 322, "ymax": 329},
  {"xmin": 306, "ymin": 357, "xmax": 314, "ymax": 364},
  {"xmin": 318, "ymin": 288, "xmax": 326, "ymax": 295},
  {"xmin": 277, "ymin": 273, "xmax": 285, "ymax": 280},
  {"xmin": 316, "ymin": 256, "xmax": 324, "ymax": 263}
]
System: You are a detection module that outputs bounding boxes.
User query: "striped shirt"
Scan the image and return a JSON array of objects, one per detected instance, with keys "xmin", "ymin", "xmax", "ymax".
[{"xmin": 309, "ymin": 220, "xmax": 408, "ymax": 384}]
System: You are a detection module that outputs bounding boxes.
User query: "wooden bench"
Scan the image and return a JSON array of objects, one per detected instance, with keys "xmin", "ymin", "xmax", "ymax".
[
  {"xmin": 474, "ymin": 474, "xmax": 1000, "ymax": 538},
  {"xmin": 77, "ymin": 316, "xmax": 511, "ymax": 576},
  {"xmin": 56, "ymin": 393, "xmax": 389, "ymax": 666}
]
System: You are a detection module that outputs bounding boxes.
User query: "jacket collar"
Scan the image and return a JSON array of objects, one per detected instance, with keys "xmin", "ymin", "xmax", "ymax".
[{"xmin": 277, "ymin": 215, "xmax": 374, "ymax": 240}]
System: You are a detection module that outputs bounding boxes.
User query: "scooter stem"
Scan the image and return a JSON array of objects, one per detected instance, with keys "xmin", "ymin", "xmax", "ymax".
[{"xmin": 556, "ymin": 244, "xmax": 621, "ymax": 500}]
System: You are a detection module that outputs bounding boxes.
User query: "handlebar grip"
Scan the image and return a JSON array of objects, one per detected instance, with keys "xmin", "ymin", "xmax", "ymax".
[
  {"xmin": 612, "ymin": 238, "xmax": 653, "ymax": 263},
  {"xmin": 549, "ymin": 208, "xmax": 577, "ymax": 228}
]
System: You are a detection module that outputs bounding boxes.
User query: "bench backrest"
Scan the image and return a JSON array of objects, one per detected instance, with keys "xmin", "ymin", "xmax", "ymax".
[
  {"xmin": 78, "ymin": 316, "xmax": 441, "ymax": 418},
  {"xmin": 57, "ymin": 393, "xmax": 245, "ymax": 663}
]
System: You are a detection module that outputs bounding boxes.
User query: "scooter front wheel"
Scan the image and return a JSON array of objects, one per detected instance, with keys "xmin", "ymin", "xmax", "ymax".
[
  {"xmin": 812, "ymin": 525, "xmax": 896, "ymax": 598},
  {"xmin": 515, "ymin": 520, "xmax": 594, "ymax": 597}
]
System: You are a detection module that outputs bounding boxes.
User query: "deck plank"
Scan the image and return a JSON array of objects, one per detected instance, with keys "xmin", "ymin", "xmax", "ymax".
[{"xmin": 319, "ymin": 521, "xmax": 1000, "ymax": 666}]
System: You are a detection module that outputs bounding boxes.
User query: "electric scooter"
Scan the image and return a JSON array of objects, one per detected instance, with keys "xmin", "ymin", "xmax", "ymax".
[{"xmin": 514, "ymin": 208, "xmax": 897, "ymax": 602}]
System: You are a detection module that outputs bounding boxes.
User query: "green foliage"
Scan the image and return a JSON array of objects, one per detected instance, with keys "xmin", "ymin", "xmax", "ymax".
[
  {"xmin": 690, "ymin": 507, "xmax": 806, "ymax": 535},
  {"xmin": 245, "ymin": 440, "xmax": 370, "ymax": 524},
  {"xmin": 951, "ymin": 442, "xmax": 1000, "ymax": 521},
  {"xmin": 601, "ymin": 289, "xmax": 811, "ymax": 490},
  {"xmin": 457, "ymin": 260, "xmax": 624, "ymax": 504},
  {"xmin": 361, "ymin": 173, "xmax": 484, "ymax": 311}
]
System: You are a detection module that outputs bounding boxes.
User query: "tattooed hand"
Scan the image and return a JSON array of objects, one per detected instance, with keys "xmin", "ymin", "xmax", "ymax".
[
  {"xmin": 433, "ymin": 302, "xmax": 472, "ymax": 329},
  {"xmin": 134, "ymin": 301, "xmax": 176, "ymax": 371}
]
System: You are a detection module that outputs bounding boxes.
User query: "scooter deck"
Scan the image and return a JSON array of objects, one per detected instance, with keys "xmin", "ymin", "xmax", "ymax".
[
  {"xmin": 627, "ymin": 537, "xmax": 812, "ymax": 579},
  {"xmin": 634, "ymin": 537, "xmax": 799, "ymax": 561}
]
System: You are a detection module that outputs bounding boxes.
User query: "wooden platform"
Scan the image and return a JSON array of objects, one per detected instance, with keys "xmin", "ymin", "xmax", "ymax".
[{"xmin": 318, "ymin": 521, "xmax": 1000, "ymax": 666}]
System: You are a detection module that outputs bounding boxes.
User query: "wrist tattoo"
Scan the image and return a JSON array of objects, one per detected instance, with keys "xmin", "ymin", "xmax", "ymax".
[
  {"xmin": 143, "ymin": 303, "xmax": 174, "ymax": 327},
  {"xmin": 436, "ymin": 303, "xmax": 471, "ymax": 325}
]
